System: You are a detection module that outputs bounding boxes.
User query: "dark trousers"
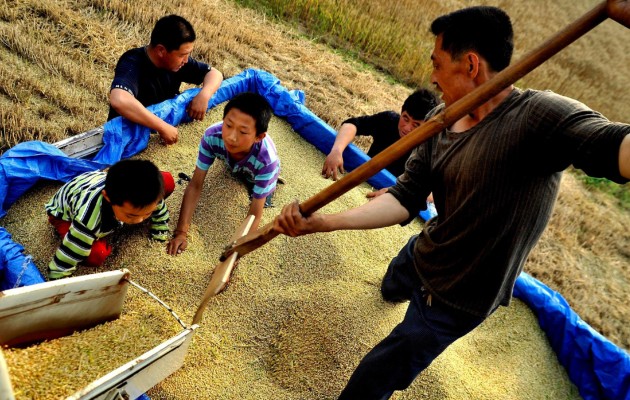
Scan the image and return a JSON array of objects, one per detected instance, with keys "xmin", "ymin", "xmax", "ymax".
[{"xmin": 338, "ymin": 235, "xmax": 486, "ymax": 400}]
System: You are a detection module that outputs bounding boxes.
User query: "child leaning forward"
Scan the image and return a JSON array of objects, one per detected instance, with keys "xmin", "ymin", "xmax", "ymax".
[
  {"xmin": 167, "ymin": 92, "xmax": 280, "ymax": 256},
  {"xmin": 46, "ymin": 159, "xmax": 175, "ymax": 280}
]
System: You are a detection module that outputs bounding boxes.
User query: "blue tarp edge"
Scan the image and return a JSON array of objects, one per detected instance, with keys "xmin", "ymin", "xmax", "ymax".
[
  {"xmin": 513, "ymin": 272, "xmax": 630, "ymax": 399},
  {"xmin": 0, "ymin": 68, "xmax": 628, "ymax": 399}
]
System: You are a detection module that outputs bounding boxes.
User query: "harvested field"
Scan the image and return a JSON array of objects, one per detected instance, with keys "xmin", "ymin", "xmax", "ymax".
[{"xmin": 2, "ymin": 106, "xmax": 580, "ymax": 399}]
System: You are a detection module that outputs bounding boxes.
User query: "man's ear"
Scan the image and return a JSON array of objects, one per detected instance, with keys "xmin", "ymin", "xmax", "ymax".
[
  {"xmin": 102, "ymin": 189, "xmax": 111, "ymax": 203},
  {"xmin": 255, "ymin": 132, "xmax": 267, "ymax": 142},
  {"xmin": 155, "ymin": 44, "xmax": 167, "ymax": 58},
  {"xmin": 467, "ymin": 53, "xmax": 480, "ymax": 77}
]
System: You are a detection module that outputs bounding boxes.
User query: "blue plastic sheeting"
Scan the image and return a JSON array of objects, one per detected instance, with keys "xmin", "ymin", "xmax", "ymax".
[
  {"xmin": 0, "ymin": 227, "xmax": 44, "ymax": 290},
  {"xmin": 95, "ymin": 68, "xmax": 394, "ymax": 190},
  {"xmin": 0, "ymin": 68, "xmax": 628, "ymax": 398},
  {"xmin": 0, "ymin": 141, "xmax": 108, "ymax": 219},
  {"xmin": 514, "ymin": 273, "xmax": 630, "ymax": 400},
  {"xmin": 0, "ymin": 142, "xmax": 107, "ymax": 289}
]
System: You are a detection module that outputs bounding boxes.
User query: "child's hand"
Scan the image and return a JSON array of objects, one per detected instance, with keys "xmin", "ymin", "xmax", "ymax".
[{"xmin": 167, "ymin": 232, "xmax": 188, "ymax": 255}]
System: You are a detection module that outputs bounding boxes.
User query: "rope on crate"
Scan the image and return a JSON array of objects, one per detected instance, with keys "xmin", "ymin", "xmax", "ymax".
[{"xmin": 124, "ymin": 278, "xmax": 188, "ymax": 330}]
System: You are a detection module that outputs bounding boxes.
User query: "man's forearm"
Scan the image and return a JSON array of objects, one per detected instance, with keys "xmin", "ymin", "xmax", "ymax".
[
  {"xmin": 322, "ymin": 193, "xmax": 409, "ymax": 232},
  {"xmin": 198, "ymin": 67, "xmax": 223, "ymax": 99},
  {"xmin": 110, "ymin": 89, "xmax": 170, "ymax": 132},
  {"xmin": 331, "ymin": 123, "xmax": 358, "ymax": 154}
]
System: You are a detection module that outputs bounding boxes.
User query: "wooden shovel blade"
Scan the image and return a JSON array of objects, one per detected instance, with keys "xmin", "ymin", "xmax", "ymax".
[{"xmin": 192, "ymin": 215, "xmax": 255, "ymax": 325}]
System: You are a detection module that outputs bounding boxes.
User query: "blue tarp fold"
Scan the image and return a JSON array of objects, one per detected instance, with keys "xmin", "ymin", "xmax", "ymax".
[
  {"xmin": 0, "ymin": 227, "xmax": 43, "ymax": 290},
  {"xmin": 0, "ymin": 68, "xmax": 627, "ymax": 398},
  {"xmin": 514, "ymin": 272, "xmax": 630, "ymax": 400}
]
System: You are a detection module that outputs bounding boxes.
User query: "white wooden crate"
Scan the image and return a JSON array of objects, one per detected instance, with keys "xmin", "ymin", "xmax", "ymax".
[{"xmin": 0, "ymin": 270, "xmax": 197, "ymax": 400}]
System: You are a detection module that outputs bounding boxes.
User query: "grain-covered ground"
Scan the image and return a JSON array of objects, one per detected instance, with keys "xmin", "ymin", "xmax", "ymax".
[
  {"xmin": 2, "ymin": 107, "xmax": 580, "ymax": 399},
  {"xmin": 1, "ymin": 0, "xmax": 629, "ymax": 351}
]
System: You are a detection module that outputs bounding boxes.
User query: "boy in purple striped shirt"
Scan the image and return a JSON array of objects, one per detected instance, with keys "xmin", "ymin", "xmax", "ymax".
[{"xmin": 167, "ymin": 92, "xmax": 279, "ymax": 255}]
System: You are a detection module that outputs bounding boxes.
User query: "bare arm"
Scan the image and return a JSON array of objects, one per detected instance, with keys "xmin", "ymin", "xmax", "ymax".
[
  {"xmin": 273, "ymin": 192, "xmax": 410, "ymax": 237},
  {"xmin": 109, "ymin": 88, "xmax": 178, "ymax": 144},
  {"xmin": 187, "ymin": 67, "xmax": 224, "ymax": 121},
  {"xmin": 620, "ymin": 134, "xmax": 630, "ymax": 179},
  {"xmin": 247, "ymin": 197, "xmax": 266, "ymax": 232},
  {"xmin": 167, "ymin": 166, "xmax": 208, "ymax": 255},
  {"xmin": 322, "ymin": 123, "xmax": 358, "ymax": 180}
]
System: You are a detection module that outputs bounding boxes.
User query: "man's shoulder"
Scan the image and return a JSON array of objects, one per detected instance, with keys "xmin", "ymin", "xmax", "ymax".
[
  {"xmin": 70, "ymin": 170, "xmax": 106, "ymax": 185},
  {"xmin": 346, "ymin": 110, "xmax": 398, "ymax": 123},
  {"xmin": 116, "ymin": 47, "xmax": 146, "ymax": 64},
  {"xmin": 378, "ymin": 110, "xmax": 400, "ymax": 119},
  {"xmin": 255, "ymin": 135, "xmax": 279, "ymax": 165},
  {"xmin": 200, "ymin": 123, "xmax": 226, "ymax": 154},
  {"xmin": 507, "ymin": 88, "xmax": 588, "ymax": 115}
]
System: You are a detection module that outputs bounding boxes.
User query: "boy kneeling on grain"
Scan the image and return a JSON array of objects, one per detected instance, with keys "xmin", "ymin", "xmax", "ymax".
[
  {"xmin": 46, "ymin": 159, "xmax": 175, "ymax": 280},
  {"xmin": 168, "ymin": 92, "xmax": 279, "ymax": 255}
]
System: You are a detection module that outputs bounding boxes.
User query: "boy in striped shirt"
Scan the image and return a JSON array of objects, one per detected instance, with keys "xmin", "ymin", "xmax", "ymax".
[
  {"xmin": 45, "ymin": 159, "xmax": 175, "ymax": 280},
  {"xmin": 167, "ymin": 92, "xmax": 279, "ymax": 256}
]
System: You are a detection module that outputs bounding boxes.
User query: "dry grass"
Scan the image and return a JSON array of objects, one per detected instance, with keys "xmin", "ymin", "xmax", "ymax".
[
  {"xmin": 0, "ymin": 0, "xmax": 410, "ymax": 151},
  {"xmin": 237, "ymin": 0, "xmax": 630, "ymax": 123},
  {"xmin": 2, "ymin": 108, "xmax": 580, "ymax": 399}
]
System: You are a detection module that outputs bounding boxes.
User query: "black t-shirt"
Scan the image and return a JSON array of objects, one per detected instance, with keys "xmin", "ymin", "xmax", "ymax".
[
  {"xmin": 107, "ymin": 47, "xmax": 211, "ymax": 120},
  {"xmin": 343, "ymin": 111, "xmax": 409, "ymax": 177}
]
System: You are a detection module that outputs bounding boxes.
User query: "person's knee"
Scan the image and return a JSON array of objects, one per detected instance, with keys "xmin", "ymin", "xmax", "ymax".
[
  {"xmin": 161, "ymin": 171, "xmax": 175, "ymax": 199},
  {"xmin": 85, "ymin": 240, "xmax": 112, "ymax": 267},
  {"xmin": 48, "ymin": 215, "xmax": 71, "ymax": 237},
  {"xmin": 381, "ymin": 269, "xmax": 412, "ymax": 303}
]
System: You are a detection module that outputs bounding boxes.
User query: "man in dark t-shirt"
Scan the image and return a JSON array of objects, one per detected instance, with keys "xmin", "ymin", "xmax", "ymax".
[
  {"xmin": 108, "ymin": 15, "xmax": 223, "ymax": 145},
  {"xmin": 322, "ymin": 88, "xmax": 440, "ymax": 220},
  {"xmin": 322, "ymin": 88, "xmax": 439, "ymax": 180},
  {"xmin": 275, "ymin": 5, "xmax": 630, "ymax": 400}
]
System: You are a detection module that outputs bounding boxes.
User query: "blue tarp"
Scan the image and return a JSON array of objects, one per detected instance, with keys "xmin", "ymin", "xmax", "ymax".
[
  {"xmin": 0, "ymin": 68, "xmax": 628, "ymax": 399},
  {"xmin": 514, "ymin": 273, "xmax": 630, "ymax": 399}
]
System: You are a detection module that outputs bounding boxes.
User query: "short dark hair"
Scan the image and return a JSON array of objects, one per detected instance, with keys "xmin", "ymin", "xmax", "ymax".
[
  {"xmin": 402, "ymin": 88, "xmax": 440, "ymax": 120},
  {"xmin": 430, "ymin": 6, "xmax": 513, "ymax": 72},
  {"xmin": 150, "ymin": 15, "xmax": 196, "ymax": 52},
  {"xmin": 105, "ymin": 159, "xmax": 164, "ymax": 207},
  {"xmin": 223, "ymin": 92, "xmax": 273, "ymax": 135}
]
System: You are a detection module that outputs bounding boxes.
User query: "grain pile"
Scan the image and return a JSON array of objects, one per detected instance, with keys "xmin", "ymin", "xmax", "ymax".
[{"xmin": 1, "ymin": 105, "xmax": 580, "ymax": 399}]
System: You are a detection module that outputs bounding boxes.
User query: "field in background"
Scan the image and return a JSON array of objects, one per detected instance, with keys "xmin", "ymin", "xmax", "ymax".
[
  {"xmin": 237, "ymin": 0, "xmax": 630, "ymax": 209},
  {"xmin": 236, "ymin": 0, "xmax": 630, "ymax": 122},
  {"xmin": 0, "ymin": 0, "xmax": 629, "ymax": 352}
]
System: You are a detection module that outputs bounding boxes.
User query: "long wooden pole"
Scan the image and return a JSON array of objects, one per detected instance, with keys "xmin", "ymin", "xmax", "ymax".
[{"xmin": 221, "ymin": 1, "xmax": 610, "ymax": 262}]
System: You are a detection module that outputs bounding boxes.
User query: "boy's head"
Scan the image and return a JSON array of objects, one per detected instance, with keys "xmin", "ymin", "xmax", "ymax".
[
  {"xmin": 102, "ymin": 159, "xmax": 164, "ymax": 225},
  {"xmin": 150, "ymin": 15, "xmax": 196, "ymax": 72},
  {"xmin": 221, "ymin": 92, "xmax": 273, "ymax": 160},
  {"xmin": 398, "ymin": 88, "xmax": 440, "ymax": 138}
]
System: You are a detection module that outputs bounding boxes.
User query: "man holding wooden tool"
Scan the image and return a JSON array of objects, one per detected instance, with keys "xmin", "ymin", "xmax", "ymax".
[{"xmin": 273, "ymin": 4, "xmax": 630, "ymax": 399}]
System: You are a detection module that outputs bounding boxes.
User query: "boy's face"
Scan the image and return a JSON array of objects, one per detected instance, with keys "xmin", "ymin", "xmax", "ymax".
[
  {"xmin": 222, "ymin": 108, "xmax": 265, "ymax": 161},
  {"xmin": 102, "ymin": 190, "xmax": 159, "ymax": 224},
  {"xmin": 111, "ymin": 201, "xmax": 159, "ymax": 225},
  {"xmin": 397, "ymin": 111, "xmax": 425, "ymax": 138}
]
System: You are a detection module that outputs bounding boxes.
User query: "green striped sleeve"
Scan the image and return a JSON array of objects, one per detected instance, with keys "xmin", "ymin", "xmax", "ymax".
[{"xmin": 150, "ymin": 199, "xmax": 170, "ymax": 241}]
